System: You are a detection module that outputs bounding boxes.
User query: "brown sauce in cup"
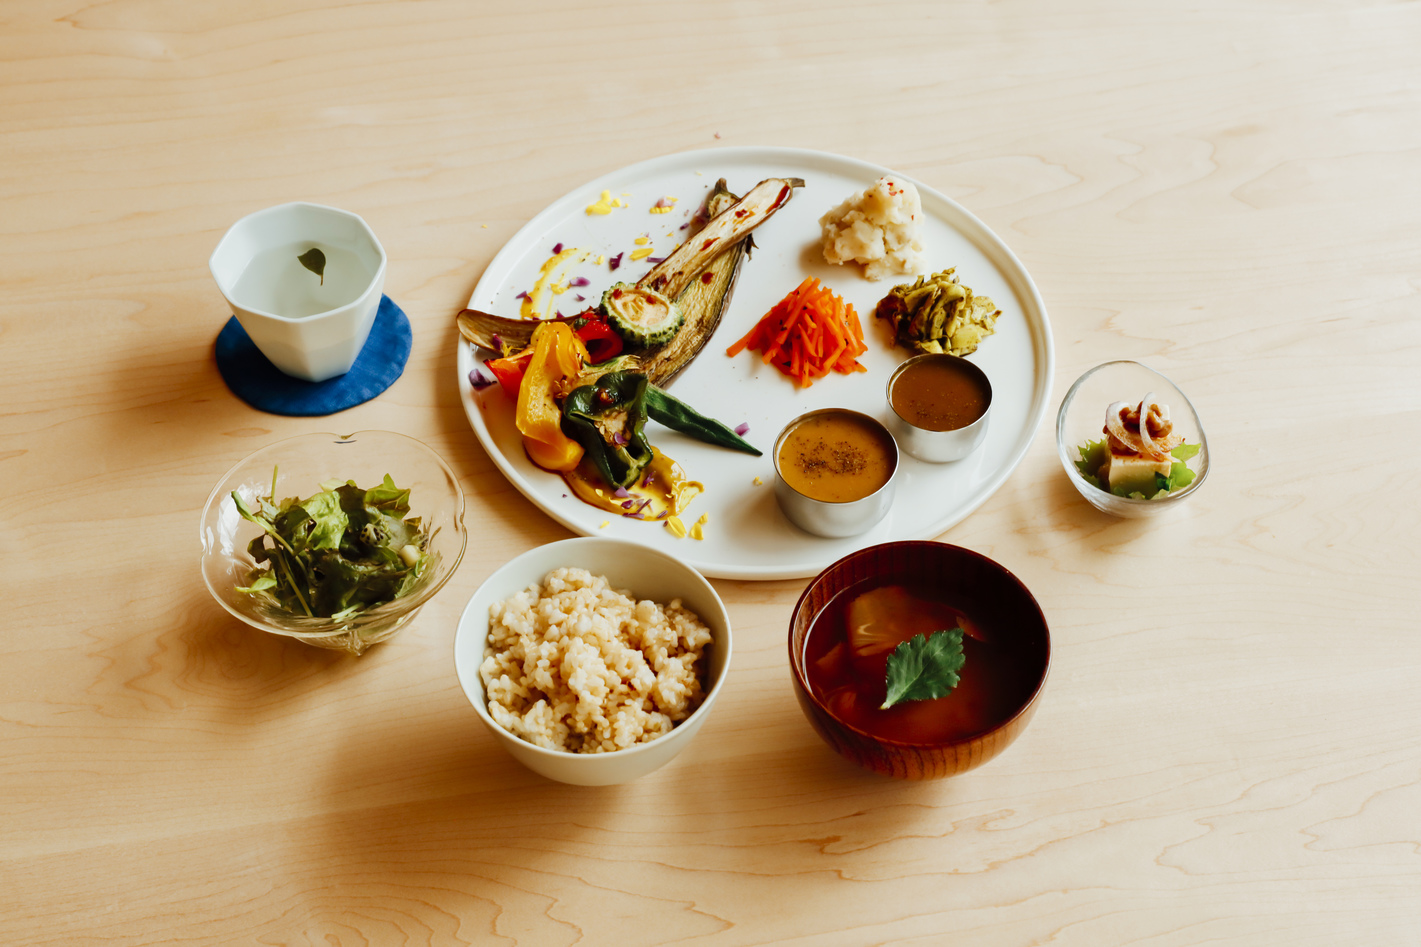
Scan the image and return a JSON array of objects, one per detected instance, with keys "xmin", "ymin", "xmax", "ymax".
[
  {"xmin": 891, "ymin": 357, "xmax": 990, "ymax": 432},
  {"xmin": 777, "ymin": 411, "xmax": 896, "ymax": 503}
]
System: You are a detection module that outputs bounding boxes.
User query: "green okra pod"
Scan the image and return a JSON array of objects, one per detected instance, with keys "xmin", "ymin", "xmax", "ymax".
[{"xmin": 643, "ymin": 383, "xmax": 761, "ymax": 456}]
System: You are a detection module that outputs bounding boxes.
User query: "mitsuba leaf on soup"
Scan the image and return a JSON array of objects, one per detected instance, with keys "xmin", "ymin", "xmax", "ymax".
[{"xmin": 881, "ymin": 627, "xmax": 966, "ymax": 709}]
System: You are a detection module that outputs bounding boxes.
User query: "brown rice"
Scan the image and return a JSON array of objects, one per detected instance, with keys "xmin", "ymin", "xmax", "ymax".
[{"xmin": 479, "ymin": 567, "xmax": 712, "ymax": 753}]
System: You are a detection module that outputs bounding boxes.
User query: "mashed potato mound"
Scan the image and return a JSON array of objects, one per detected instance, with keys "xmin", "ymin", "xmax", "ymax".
[
  {"xmin": 479, "ymin": 567, "xmax": 712, "ymax": 754},
  {"xmin": 819, "ymin": 176, "xmax": 925, "ymax": 281}
]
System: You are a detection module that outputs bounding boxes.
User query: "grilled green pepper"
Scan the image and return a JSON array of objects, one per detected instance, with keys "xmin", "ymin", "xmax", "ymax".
[
  {"xmin": 561, "ymin": 372, "xmax": 655, "ymax": 489},
  {"xmin": 562, "ymin": 370, "xmax": 762, "ymax": 489}
]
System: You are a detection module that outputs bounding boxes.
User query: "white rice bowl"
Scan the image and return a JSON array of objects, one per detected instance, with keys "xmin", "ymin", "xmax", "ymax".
[
  {"xmin": 453, "ymin": 537, "xmax": 732, "ymax": 785},
  {"xmin": 480, "ymin": 567, "xmax": 712, "ymax": 753}
]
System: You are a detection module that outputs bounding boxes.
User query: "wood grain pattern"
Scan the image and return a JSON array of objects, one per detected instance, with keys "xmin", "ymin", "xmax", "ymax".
[{"xmin": 2, "ymin": 1, "xmax": 1419, "ymax": 944}]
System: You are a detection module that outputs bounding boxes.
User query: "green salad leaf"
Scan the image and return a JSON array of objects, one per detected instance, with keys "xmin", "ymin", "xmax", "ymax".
[
  {"xmin": 1075, "ymin": 439, "xmax": 1200, "ymax": 500},
  {"xmin": 231, "ymin": 470, "xmax": 429, "ymax": 620},
  {"xmin": 881, "ymin": 628, "xmax": 966, "ymax": 709},
  {"xmin": 1073, "ymin": 438, "xmax": 1109, "ymax": 490}
]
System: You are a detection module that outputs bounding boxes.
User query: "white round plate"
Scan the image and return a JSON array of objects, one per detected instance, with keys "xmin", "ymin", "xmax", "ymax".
[{"xmin": 457, "ymin": 147, "xmax": 1053, "ymax": 580}]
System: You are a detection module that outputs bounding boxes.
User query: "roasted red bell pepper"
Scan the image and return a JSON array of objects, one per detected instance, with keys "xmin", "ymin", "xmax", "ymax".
[
  {"xmin": 573, "ymin": 315, "xmax": 623, "ymax": 363},
  {"xmin": 484, "ymin": 312, "xmax": 620, "ymax": 397},
  {"xmin": 484, "ymin": 347, "xmax": 535, "ymax": 398}
]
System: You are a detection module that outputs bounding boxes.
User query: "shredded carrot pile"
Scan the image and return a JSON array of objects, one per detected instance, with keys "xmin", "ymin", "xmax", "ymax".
[{"xmin": 725, "ymin": 277, "xmax": 868, "ymax": 387}]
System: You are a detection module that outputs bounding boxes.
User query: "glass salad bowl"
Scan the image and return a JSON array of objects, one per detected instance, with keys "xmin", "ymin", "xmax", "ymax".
[
  {"xmin": 1056, "ymin": 360, "xmax": 1210, "ymax": 518},
  {"xmin": 200, "ymin": 431, "xmax": 467, "ymax": 654}
]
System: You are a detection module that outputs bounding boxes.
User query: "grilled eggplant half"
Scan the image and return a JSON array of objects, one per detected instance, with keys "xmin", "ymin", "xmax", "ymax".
[
  {"xmin": 638, "ymin": 176, "xmax": 802, "ymax": 299},
  {"xmin": 636, "ymin": 178, "xmax": 747, "ymax": 386},
  {"xmin": 457, "ymin": 175, "xmax": 803, "ymax": 385}
]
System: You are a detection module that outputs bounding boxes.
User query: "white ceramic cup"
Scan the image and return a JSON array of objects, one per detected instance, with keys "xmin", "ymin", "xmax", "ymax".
[
  {"xmin": 209, "ymin": 202, "xmax": 387, "ymax": 382},
  {"xmin": 453, "ymin": 537, "xmax": 732, "ymax": 785}
]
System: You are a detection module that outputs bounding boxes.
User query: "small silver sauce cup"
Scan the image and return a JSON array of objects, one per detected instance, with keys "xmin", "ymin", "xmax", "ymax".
[
  {"xmin": 885, "ymin": 353, "xmax": 993, "ymax": 463},
  {"xmin": 773, "ymin": 408, "xmax": 899, "ymax": 538}
]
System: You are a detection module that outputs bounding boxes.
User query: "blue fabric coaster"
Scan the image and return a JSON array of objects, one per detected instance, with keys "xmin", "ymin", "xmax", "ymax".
[{"xmin": 215, "ymin": 295, "xmax": 411, "ymax": 417}]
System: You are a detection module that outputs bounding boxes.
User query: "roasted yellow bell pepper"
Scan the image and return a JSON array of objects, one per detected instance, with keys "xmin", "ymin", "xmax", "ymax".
[{"xmin": 515, "ymin": 322, "xmax": 588, "ymax": 471}]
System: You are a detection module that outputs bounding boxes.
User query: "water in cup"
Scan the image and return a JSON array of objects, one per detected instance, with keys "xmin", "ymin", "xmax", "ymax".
[{"xmin": 231, "ymin": 241, "xmax": 371, "ymax": 319}]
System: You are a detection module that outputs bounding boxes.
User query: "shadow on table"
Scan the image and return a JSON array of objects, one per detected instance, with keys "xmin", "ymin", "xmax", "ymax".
[
  {"xmin": 298, "ymin": 664, "xmax": 975, "ymax": 915},
  {"xmin": 112, "ymin": 586, "xmax": 352, "ymax": 722}
]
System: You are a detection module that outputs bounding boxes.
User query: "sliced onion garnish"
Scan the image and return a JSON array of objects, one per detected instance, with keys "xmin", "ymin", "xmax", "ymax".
[
  {"xmin": 1145, "ymin": 393, "xmax": 1173, "ymax": 440},
  {"xmin": 1136, "ymin": 393, "xmax": 1172, "ymax": 461},
  {"xmin": 1137, "ymin": 394, "xmax": 1162, "ymax": 460},
  {"xmin": 733, "ymin": 422, "xmax": 750, "ymax": 436},
  {"xmin": 1104, "ymin": 401, "xmax": 1139, "ymax": 453},
  {"xmin": 467, "ymin": 367, "xmax": 496, "ymax": 391},
  {"xmin": 1106, "ymin": 397, "xmax": 1171, "ymax": 460},
  {"xmin": 613, "ymin": 486, "xmax": 631, "ymax": 498}
]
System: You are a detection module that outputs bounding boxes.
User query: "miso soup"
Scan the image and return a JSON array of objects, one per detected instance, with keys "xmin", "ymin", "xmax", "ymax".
[{"xmin": 803, "ymin": 580, "xmax": 1036, "ymax": 744}]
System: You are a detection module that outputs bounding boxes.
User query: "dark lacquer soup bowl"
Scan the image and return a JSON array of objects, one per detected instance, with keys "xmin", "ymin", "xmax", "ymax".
[{"xmin": 788, "ymin": 541, "xmax": 1050, "ymax": 779}]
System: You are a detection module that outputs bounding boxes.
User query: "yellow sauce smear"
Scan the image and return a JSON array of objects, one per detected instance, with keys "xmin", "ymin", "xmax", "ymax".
[
  {"xmin": 520, "ymin": 247, "xmax": 590, "ymax": 319},
  {"xmin": 562, "ymin": 448, "xmax": 703, "ymax": 521},
  {"xmin": 585, "ymin": 190, "xmax": 627, "ymax": 215}
]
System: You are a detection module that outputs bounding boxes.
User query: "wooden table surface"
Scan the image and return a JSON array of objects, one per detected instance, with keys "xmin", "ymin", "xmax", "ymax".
[{"xmin": 4, "ymin": 2, "xmax": 1418, "ymax": 944}]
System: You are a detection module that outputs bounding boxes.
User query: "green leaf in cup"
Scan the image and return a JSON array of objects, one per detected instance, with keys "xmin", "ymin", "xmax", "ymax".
[{"xmin": 298, "ymin": 247, "xmax": 326, "ymax": 285}]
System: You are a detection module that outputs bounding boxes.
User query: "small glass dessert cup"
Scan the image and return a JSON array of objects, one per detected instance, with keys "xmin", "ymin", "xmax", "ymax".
[
  {"xmin": 200, "ymin": 431, "xmax": 466, "ymax": 655},
  {"xmin": 1056, "ymin": 360, "xmax": 1210, "ymax": 518},
  {"xmin": 884, "ymin": 353, "xmax": 993, "ymax": 463},
  {"xmin": 209, "ymin": 202, "xmax": 387, "ymax": 382}
]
